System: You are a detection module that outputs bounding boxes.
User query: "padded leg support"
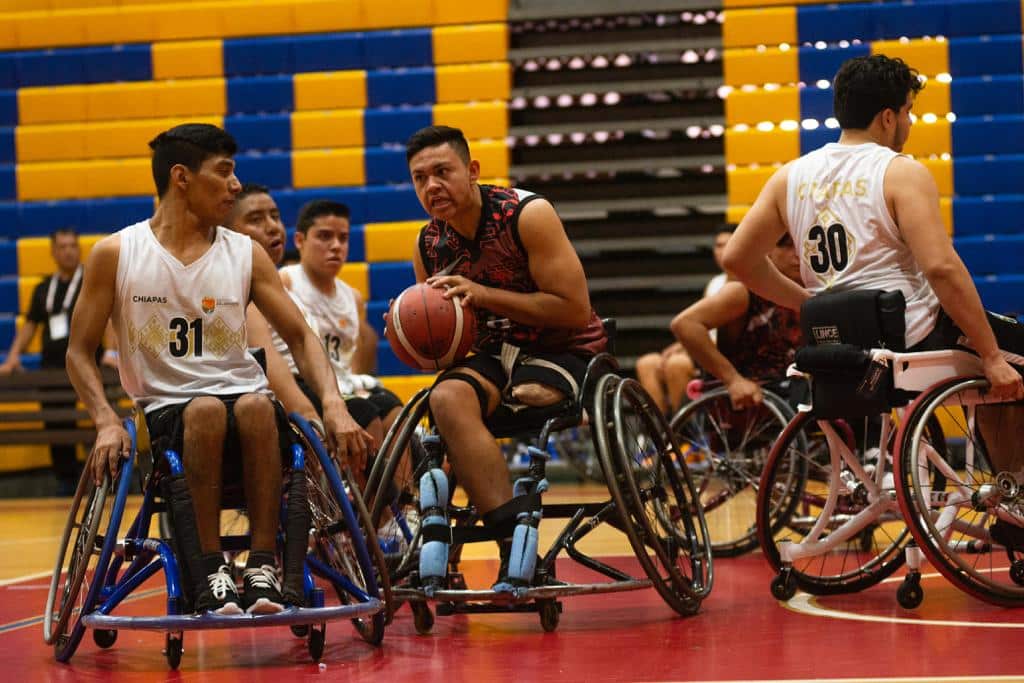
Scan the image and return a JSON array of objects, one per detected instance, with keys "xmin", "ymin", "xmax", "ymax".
[
  {"xmin": 418, "ymin": 468, "xmax": 450, "ymax": 596},
  {"xmin": 282, "ymin": 463, "xmax": 311, "ymax": 606},
  {"xmin": 491, "ymin": 472, "xmax": 548, "ymax": 596},
  {"xmin": 162, "ymin": 473, "xmax": 207, "ymax": 609}
]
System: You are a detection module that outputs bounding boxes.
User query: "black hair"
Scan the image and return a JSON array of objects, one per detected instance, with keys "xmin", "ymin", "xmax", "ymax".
[
  {"xmin": 236, "ymin": 182, "xmax": 271, "ymax": 202},
  {"xmin": 296, "ymin": 199, "xmax": 351, "ymax": 234},
  {"xmin": 49, "ymin": 227, "xmax": 79, "ymax": 242},
  {"xmin": 833, "ymin": 54, "xmax": 923, "ymax": 130},
  {"xmin": 405, "ymin": 125, "xmax": 471, "ymax": 164},
  {"xmin": 147, "ymin": 123, "xmax": 238, "ymax": 198},
  {"xmin": 716, "ymin": 224, "xmax": 736, "ymax": 237}
]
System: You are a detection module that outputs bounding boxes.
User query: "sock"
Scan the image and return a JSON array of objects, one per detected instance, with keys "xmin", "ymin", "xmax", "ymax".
[{"xmin": 246, "ymin": 550, "xmax": 277, "ymax": 570}]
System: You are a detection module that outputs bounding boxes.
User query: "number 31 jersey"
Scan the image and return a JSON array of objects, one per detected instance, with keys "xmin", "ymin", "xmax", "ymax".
[
  {"xmin": 786, "ymin": 141, "xmax": 940, "ymax": 347},
  {"xmin": 113, "ymin": 220, "xmax": 269, "ymax": 413}
]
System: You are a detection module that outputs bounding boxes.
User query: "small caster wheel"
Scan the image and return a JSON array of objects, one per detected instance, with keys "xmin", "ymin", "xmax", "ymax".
[
  {"xmin": 539, "ymin": 600, "xmax": 560, "ymax": 632},
  {"xmin": 164, "ymin": 632, "xmax": 183, "ymax": 670},
  {"xmin": 93, "ymin": 628, "xmax": 117, "ymax": 649},
  {"xmin": 770, "ymin": 571, "xmax": 797, "ymax": 601},
  {"xmin": 411, "ymin": 601, "xmax": 434, "ymax": 635},
  {"xmin": 290, "ymin": 624, "xmax": 310, "ymax": 638},
  {"xmin": 897, "ymin": 577, "xmax": 924, "ymax": 609},
  {"xmin": 308, "ymin": 624, "xmax": 326, "ymax": 662},
  {"xmin": 1010, "ymin": 560, "xmax": 1024, "ymax": 586}
]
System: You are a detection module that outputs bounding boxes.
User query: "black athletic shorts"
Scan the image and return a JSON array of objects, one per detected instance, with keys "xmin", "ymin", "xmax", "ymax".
[
  {"xmin": 441, "ymin": 351, "xmax": 590, "ymax": 407},
  {"xmin": 145, "ymin": 392, "xmax": 293, "ymax": 481},
  {"xmin": 293, "ymin": 375, "xmax": 385, "ymax": 428}
]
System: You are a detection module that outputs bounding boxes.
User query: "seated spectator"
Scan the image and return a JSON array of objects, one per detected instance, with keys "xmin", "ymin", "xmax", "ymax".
[{"xmin": 636, "ymin": 225, "xmax": 733, "ymax": 414}]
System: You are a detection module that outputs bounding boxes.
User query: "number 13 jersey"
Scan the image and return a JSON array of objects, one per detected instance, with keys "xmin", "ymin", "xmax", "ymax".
[
  {"xmin": 113, "ymin": 220, "xmax": 270, "ymax": 413},
  {"xmin": 786, "ymin": 141, "xmax": 940, "ymax": 347}
]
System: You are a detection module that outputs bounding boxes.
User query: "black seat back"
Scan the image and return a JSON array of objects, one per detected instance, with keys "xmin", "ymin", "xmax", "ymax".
[{"xmin": 797, "ymin": 289, "xmax": 907, "ymax": 418}]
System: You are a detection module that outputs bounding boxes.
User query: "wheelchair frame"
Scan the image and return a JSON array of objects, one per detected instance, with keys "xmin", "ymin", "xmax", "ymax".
[
  {"xmin": 362, "ymin": 353, "xmax": 714, "ymax": 633},
  {"xmin": 43, "ymin": 413, "xmax": 385, "ymax": 669}
]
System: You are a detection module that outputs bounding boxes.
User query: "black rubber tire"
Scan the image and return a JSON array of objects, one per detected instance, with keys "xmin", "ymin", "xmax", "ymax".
[
  {"xmin": 411, "ymin": 602, "xmax": 434, "ymax": 635},
  {"xmin": 164, "ymin": 633, "xmax": 183, "ymax": 670},
  {"xmin": 92, "ymin": 628, "xmax": 117, "ymax": 649}
]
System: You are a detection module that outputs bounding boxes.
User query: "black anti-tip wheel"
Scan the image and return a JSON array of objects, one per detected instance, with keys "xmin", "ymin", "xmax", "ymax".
[
  {"xmin": 92, "ymin": 628, "xmax": 117, "ymax": 649},
  {"xmin": 308, "ymin": 624, "xmax": 326, "ymax": 662},
  {"xmin": 896, "ymin": 576, "xmax": 924, "ymax": 609},
  {"xmin": 290, "ymin": 624, "xmax": 310, "ymax": 638},
  {"xmin": 770, "ymin": 571, "xmax": 797, "ymax": 601},
  {"xmin": 411, "ymin": 602, "xmax": 434, "ymax": 635},
  {"xmin": 538, "ymin": 600, "xmax": 560, "ymax": 632},
  {"xmin": 164, "ymin": 632, "xmax": 183, "ymax": 670}
]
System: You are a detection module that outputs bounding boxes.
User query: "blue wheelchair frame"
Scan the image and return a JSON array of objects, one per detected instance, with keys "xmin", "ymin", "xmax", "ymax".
[{"xmin": 47, "ymin": 414, "xmax": 384, "ymax": 668}]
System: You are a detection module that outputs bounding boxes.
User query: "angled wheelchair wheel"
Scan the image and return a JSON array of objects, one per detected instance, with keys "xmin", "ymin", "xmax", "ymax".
[
  {"xmin": 757, "ymin": 410, "xmax": 912, "ymax": 595},
  {"xmin": 294, "ymin": 418, "xmax": 388, "ymax": 645},
  {"xmin": 895, "ymin": 376, "xmax": 1024, "ymax": 606},
  {"xmin": 670, "ymin": 388, "xmax": 793, "ymax": 557},
  {"xmin": 594, "ymin": 375, "xmax": 713, "ymax": 615},
  {"xmin": 45, "ymin": 449, "xmax": 135, "ymax": 662}
]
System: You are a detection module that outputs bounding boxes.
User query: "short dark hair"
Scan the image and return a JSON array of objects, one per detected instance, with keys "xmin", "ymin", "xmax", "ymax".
[
  {"xmin": 236, "ymin": 182, "xmax": 271, "ymax": 202},
  {"xmin": 148, "ymin": 123, "xmax": 238, "ymax": 198},
  {"xmin": 833, "ymin": 54, "xmax": 923, "ymax": 130},
  {"xmin": 296, "ymin": 199, "xmax": 351, "ymax": 234},
  {"xmin": 405, "ymin": 125, "xmax": 471, "ymax": 164},
  {"xmin": 49, "ymin": 227, "xmax": 78, "ymax": 242},
  {"xmin": 716, "ymin": 224, "xmax": 736, "ymax": 238}
]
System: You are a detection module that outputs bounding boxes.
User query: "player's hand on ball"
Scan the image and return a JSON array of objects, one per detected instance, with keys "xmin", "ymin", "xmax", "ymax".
[{"xmin": 426, "ymin": 275, "xmax": 486, "ymax": 307}]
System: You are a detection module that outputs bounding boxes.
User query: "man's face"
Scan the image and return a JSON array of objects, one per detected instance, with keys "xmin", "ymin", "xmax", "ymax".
[
  {"xmin": 230, "ymin": 192, "xmax": 286, "ymax": 265},
  {"xmin": 408, "ymin": 143, "xmax": 480, "ymax": 221},
  {"xmin": 183, "ymin": 154, "xmax": 242, "ymax": 225},
  {"xmin": 296, "ymin": 214, "xmax": 350, "ymax": 280},
  {"xmin": 51, "ymin": 233, "xmax": 80, "ymax": 273}
]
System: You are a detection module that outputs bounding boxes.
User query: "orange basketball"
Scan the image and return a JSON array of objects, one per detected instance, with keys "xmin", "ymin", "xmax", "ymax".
[{"xmin": 384, "ymin": 283, "xmax": 477, "ymax": 371}]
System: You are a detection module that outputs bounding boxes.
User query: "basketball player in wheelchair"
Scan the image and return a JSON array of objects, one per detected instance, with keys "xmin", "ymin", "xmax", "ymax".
[
  {"xmin": 724, "ymin": 54, "xmax": 1024, "ymax": 604},
  {"xmin": 66, "ymin": 123, "xmax": 370, "ymax": 616}
]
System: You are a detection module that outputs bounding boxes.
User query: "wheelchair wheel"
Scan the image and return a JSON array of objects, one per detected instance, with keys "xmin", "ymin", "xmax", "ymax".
[
  {"xmin": 670, "ymin": 388, "xmax": 793, "ymax": 557},
  {"xmin": 594, "ymin": 375, "xmax": 713, "ymax": 614},
  {"xmin": 304, "ymin": 442, "xmax": 387, "ymax": 645},
  {"xmin": 757, "ymin": 410, "xmax": 913, "ymax": 595},
  {"xmin": 895, "ymin": 376, "xmax": 1024, "ymax": 606},
  {"xmin": 45, "ymin": 451, "xmax": 134, "ymax": 662}
]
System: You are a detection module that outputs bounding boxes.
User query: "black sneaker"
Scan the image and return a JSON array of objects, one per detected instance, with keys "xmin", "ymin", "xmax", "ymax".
[
  {"xmin": 242, "ymin": 563, "xmax": 286, "ymax": 614},
  {"xmin": 194, "ymin": 564, "xmax": 243, "ymax": 615}
]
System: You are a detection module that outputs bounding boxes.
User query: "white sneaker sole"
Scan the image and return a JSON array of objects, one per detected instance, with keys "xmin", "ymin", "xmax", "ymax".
[
  {"xmin": 211, "ymin": 601, "xmax": 244, "ymax": 616},
  {"xmin": 245, "ymin": 597, "xmax": 286, "ymax": 615}
]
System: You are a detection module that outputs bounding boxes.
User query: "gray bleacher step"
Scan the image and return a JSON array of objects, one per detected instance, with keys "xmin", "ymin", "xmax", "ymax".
[
  {"xmin": 510, "ymin": 36, "xmax": 722, "ymax": 61},
  {"xmin": 512, "ymin": 75, "xmax": 723, "ymax": 98},
  {"xmin": 555, "ymin": 194, "xmax": 728, "ymax": 217},
  {"xmin": 588, "ymin": 273, "xmax": 711, "ymax": 293},
  {"xmin": 509, "ymin": 0, "xmax": 721, "ymax": 20},
  {"xmin": 512, "ymin": 154, "xmax": 724, "ymax": 177},
  {"xmin": 509, "ymin": 116, "xmax": 725, "ymax": 137},
  {"xmin": 572, "ymin": 234, "xmax": 711, "ymax": 257}
]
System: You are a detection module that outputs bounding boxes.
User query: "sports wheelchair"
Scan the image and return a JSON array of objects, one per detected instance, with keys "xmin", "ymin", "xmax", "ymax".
[
  {"xmin": 670, "ymin": 376, "xmax": 798, "ymax": 557},
  {"xmin": 362, "ymin": 339, "xmax": 713, "ymax": 633},
  {"xmin": 756, "ymin": 289, "xmax": 1024, "ymax": 608},
  {"xmin": 43, "ymin": 411, "xmax": 387, "ymax": 669}
]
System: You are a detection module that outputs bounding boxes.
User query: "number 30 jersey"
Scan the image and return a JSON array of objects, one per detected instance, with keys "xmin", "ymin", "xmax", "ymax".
[
  {"xmin": 786, "ymin": 141, "xmax": 940, "ymax": 347},
  {"xmin": 113, "ymin": 220, "xmax": 270, "ymax": 413}
]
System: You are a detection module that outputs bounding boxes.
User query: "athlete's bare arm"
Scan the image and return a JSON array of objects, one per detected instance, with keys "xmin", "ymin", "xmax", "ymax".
[
  {"xmin": 350, "ymin": 288, "xmax": 378, "ymax": 375},
  {"xmin": 427, "ymin": 199, "xmax": 591, "ymax": 328},
  {"xmin": 723, "ymin": 163, "xmax": 811, "ymax": 311},
  {"xmin": 66, "ymin": 235, "xmax": 131, "ymax": 484},
  {"xmin": 671, "ymin": 281, "xmax": 762, "ymax": 408},
  {"xmin": 244, "ymin": 304, "xmax": 319, "ymax": 422},
  {"xmin": 887, "ymin": 156, "xmax": 1023, "ymax": 399},
  {"xmin": 249, "ymin": 245, "xmax": 372, "ymax": 465}
]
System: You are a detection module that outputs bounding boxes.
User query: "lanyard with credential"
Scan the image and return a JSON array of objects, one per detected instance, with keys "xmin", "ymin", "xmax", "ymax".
[{"xmin": 45, "ymin": 265, "xmax": 83, "ymax": 315}]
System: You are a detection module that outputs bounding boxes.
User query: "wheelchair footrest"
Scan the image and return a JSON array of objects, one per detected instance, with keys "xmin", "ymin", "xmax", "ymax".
[
  {"xmin": 394, "ymin": 579, "xmax": 650, "ymax": 604},
  {"xmin": 80, "ymin": 600, "xmax": 384, "ymax": 632}
]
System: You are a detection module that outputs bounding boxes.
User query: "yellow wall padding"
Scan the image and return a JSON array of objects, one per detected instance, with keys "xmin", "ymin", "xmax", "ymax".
[
  {"xmin": 291, "ymin": 110, "xmax": 364, "ymax": 150},
  {"xmin": 919, "ymin": 157, "xmax": 953, "ymax": 195},
  {"xmin": 293, "ymin": 71, "xmax": 367, "ymax": 111},
  {"xmin": 432, "ymin": 0, "xmax": 507, "ymax": 25},
  {"xmin": 434, "ymin": 63, "xmax": 511, "ymax": 104},
  {"xmin": 379, "ymin": 374, "xmax": 436, "ymax": 403},
  {"xmin": 723, "ymin": 47, "xmax": 799, "ymax": 86},
  {"xmin": 363, "ymin": 0, "xmax": 431, "ymax": 29},
  {"xmin": 17, "ymin": 158, "xmax": 152, "ymax": 201},
  {"xmin": 469, "ymin": 139, "xmax": 509, "ymax": 179},
  {"xmin": 433, "ymin": 101, "xmax": 507, "ymax": 140},
  {"xmin": 17, "ymin": 234, "xmax": 104, "ymax": 278},
  {"xmin": 901, "ymin": 119, "xmax": 951, "ymax": 157},
  {"xmin": 724, "ymin": 128, "xmax": 800, "ymax": 166},
  {"xmin": 291, "ymin": 0, "xmax": 363, "ymax": 33},
  {"xmin": 726, "ymin": 165, "xmax": 776, "ymax": 205},
  {"xmin": 292, "ymin": 148, "xmax": 365, "ymax": 188},
  {"xmin": 725, "ymin": 86, "xmax": 800, "ymax": 126},
  {"xmin": 338, "ymin": 262, "xmax": 369, "ymax": 301},
  {"xmin": 913, "ymin": 80, "xmax": 951, "ymax": 117},
  {"xmin": 0, "ymin": 445, "xmax": 51, "ymax": 473},
  {"xmin": 152, "ymin": 39, "xmax": 224, "ymax": 80},
  {"xmin": 722, "ymin": 7, "xmax": 796, "ymax": 48},
  {"xmin": 871, "ymin": 38, "xmax": 949, "ymax": 77},
  {"xmin": 17, "ymin": 116, "xmax": 223, "ymax": 162},
  {"xmin": 364, "ymin": 221, "xmax": 423, "ymax": 262},
  {"xmin": 432, "ymin": 23, "xmax": 507, "ymax": 64}
]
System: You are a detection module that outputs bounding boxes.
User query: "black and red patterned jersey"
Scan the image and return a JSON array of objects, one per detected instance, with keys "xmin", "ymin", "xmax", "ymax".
[
  {"xmin": 717, "ymin": 291, "xmax": 802, "ymax": 380},
  {"xmin": 417, "ymin": 184, "xmax": 607, "ymax": 356}
]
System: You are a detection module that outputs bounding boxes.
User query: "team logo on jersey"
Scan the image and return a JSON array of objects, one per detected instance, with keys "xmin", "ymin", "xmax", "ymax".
[{"xmin": 201, "ymin": 297, "xmax": 216, "ymax": 314}]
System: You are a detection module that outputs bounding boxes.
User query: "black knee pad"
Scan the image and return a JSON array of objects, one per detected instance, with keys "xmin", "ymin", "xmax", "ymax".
[{"xmin": 435, "ymin": 372, "xmax": 490, "ymax": 417}]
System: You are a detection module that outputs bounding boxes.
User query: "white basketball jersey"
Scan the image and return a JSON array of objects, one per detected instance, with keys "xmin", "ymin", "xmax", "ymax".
[
  {"xmin": 276, "ymin": 264, "xmax": 361, "ymax": 394},
  {"xmin": 113, "ymin": 220, "xmax": 270, "ymax": 413},
  {"xmin": 786, "ymin": 142, "xmax": 940, "ymax": 347}
]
